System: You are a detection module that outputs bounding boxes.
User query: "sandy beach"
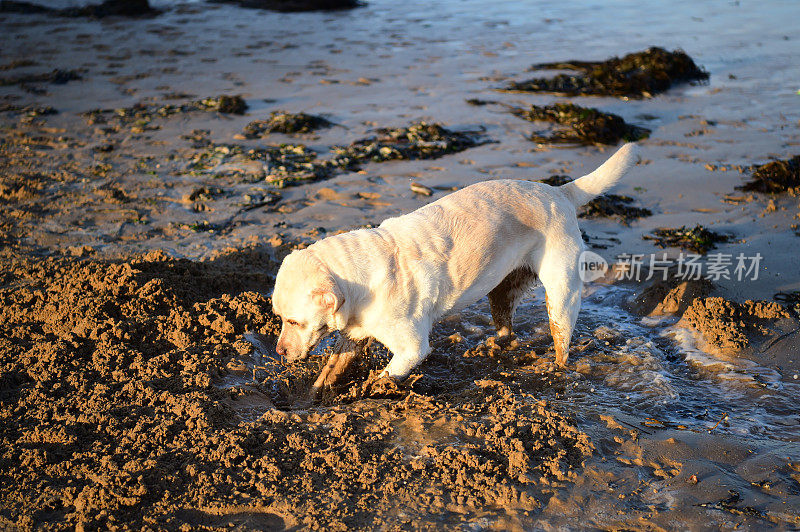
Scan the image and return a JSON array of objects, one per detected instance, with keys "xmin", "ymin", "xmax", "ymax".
[{"xmin": 1, "ymin": 0, "xmax": 800, "ymax": 529}]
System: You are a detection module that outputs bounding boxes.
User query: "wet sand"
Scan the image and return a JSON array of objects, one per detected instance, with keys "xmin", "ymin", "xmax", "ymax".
[{"xmin": 1, "ymin": 0, "xmax": 800, "ymax": 529}]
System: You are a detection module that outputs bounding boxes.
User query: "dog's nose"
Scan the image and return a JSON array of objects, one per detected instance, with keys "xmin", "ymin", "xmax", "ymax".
[{"xmin": 275, "ymin": 344, "xmax": 286, "ymax": 357}]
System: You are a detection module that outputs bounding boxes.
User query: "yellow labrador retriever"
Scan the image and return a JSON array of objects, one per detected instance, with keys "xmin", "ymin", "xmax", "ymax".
[{"xmin": 272, "ymin": 143, "xmax": 639, "ymax": 381}]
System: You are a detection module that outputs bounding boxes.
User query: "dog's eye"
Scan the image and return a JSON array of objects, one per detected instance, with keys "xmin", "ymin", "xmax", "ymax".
[{"xmin": 286, "ymin": 319, "xmax": 299, "ymax": 326}]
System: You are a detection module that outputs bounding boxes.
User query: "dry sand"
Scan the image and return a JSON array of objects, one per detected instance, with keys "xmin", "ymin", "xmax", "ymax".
[{"xmin": 1, "ymin": 0, "xmax": 800, "ymax": 529}]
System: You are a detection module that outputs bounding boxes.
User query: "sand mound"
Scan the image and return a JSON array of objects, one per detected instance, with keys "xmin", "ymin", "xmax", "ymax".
[
  {"xmin": 679, "ymin": 296, "xmax": 793, "ymax": 353},
  {"xmin": 629, "ymin": 277, "xmax": 713, "ymax": 317}
]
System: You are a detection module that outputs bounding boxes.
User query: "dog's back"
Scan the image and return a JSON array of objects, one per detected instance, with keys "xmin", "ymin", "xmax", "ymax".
[{"xmin": 273, "ymin": 143, "xmax": 641, "ymax": 380}]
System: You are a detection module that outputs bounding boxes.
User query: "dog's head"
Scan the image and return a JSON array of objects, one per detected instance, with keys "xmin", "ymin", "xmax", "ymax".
[{"xmin": 271, "ymin": 250, "xmax": 344, "ymax": 361}]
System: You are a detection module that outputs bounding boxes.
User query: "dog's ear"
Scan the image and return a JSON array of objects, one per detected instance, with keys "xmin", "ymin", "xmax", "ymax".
[{"xmin": 311, "ymin": 267, "xmax": 344, "ymax": 313}]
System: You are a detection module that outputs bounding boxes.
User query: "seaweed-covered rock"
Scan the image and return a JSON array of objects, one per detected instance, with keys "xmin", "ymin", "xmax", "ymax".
[
  {"xmin": 0, "ymin": 0, "xmax": 51, "ymax": 13},
  {"xmin": 580, "ymin": 194, "xmax": 652, "ymax": 224},
  {"xmin": 0, "ymin": 0, "xmax": 158, "ymax": 17},
  {"xmin": 84, "ymin": 95, "xmax": 247, "ymax": 132},
  {"xmin": 263, "ymin": 144, "xmax": 336, "ymax": 187},
  {"xmin": 505, "ymin": 47, "xmax": 708, "ymax": 98},
  {"xmin": 737, "ymin": 156, "xmax": 800, "ymax": 193},
  {"xmin": 332, "ymin": 122, "xmax": 487, "ymax": 164},
  {"xmin": 511, "ymin": 103, "xmax": 649, "ymax": 145},
  {"xmin": 243, "ymin": 111, "xmax": 333, "ymax": 137},
  {"xmin": 0, "ymin": 104, "xmax": 57, "ymax": 118},
  {"xmin": 0, "ymin": 69, "xmax": 81, "ymax": 87},
  {"xmin": 210, "ymin": 0, "xmax": 362, "ymax": 12},
  {"xmin": 644, "ymin": 225, "xmax": 730, "ymax": 254},
  {"xmin": 213, "ymin": 94, "xmax": 247, "ymax": 115}
]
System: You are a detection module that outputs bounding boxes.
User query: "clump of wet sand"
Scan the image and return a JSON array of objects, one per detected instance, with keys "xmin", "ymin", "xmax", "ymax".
[
  {"xmin": 629, "ymin": 276, "xmax": 713, "ymax": 316},
  {"xmin": 680, "ymin": 296, "xmax": 794, "ymax": 353}
]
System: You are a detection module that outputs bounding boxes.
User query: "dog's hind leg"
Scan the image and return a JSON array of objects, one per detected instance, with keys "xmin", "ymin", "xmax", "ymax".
[
  {"xmin": 537, "ymin": 246, "xmax": 583, "ymax": 366},
  {"xmin": 487, "ymin": 266, "xmax": 538, "ymax": 337}
]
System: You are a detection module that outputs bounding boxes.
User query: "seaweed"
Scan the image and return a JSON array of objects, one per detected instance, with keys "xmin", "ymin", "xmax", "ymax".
[
  {"xmin": 243, "ymin": 111, "xmax": 333, "ymax": 137},
  {"xmin": 185, "ymin": 121, "xmax": 487, "ymax": 188},
  {"xmin": 186, "ymin": 187, "xmax": 224, "ymax": 202},
  {"xmin": 0, "ymin": 0, "xmax": 158, "ymax": 17},
  {"xmin": 0, "ymin": 59, "xmax": 38, "ymax": 71},
  {"xmin": 0, "ymin": 0, "xmax": 48, "ymax": 13},
  {"xmin": 209, "ymin": 0, "xmax": 362, "ymax": 12},
  {"xmin": 504, "ymin": 47, "xmax": 709, "ymax": 98},
  {"xmin": 0, "ymin": 69, "xmax": 81, "ymax": 87},
  {"xmin": 511, "ymin": 103, "xmax": 649, "ymax": 145},
  {"xmin": 537, "ymin": 174, "xmax": 572, "ymax": 186},
  {"xmin": 737, "ymin": 155, "xmax": 800, "ymax": 193},
  {"xmin": 695, "ymin": 491, "xmax": 765, "ymax": 519},
  {"xmin": 644, "ymin": 224, "xmax": 730, "ymax": 254},
  {"xmin": 214, "ymin": 95, "xmax": 247, "ymax": 115},
  {"xmin": 774, "ymin": 290, "xmax": 800, "ymax": 318},
  {"xmin": 536, "ymin": 174, "xmax": 650, "ymax": 224},
  {"xmin": 0, "ymin": 104, "xmax": 57, "ymax": 117},
  {"xmin": 466, "ymin": 98, "xmax": 495, "ymax": 106},
  {"xmin": 580, "ymin": 194, "xmax": 652, "ymax": 225},
  {"xmin": 83, "ymin": 95, "xmax": 247, "ymax": 132},
  {"xmin": 184, "ymin": 143, "xmax": 334, "ymax": 188},
  {"xmin": 263, "ymin": 144, "xmax": 336, "ymax": 187},
  {"xmin": 331, "ymin": 122, "xmax": 487, "ymax": 165}
]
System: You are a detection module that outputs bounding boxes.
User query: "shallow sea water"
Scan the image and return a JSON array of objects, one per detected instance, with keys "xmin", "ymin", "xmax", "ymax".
[{"xmin": 434, "ymin": 283, "xmax": 800, "ymax": 443}]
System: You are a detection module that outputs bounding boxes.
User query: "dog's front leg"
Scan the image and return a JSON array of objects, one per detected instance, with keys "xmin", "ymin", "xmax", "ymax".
[
  {"xmin": 538, "ymin": 245, "xmax": 583, "ymax": 366},
  {"xmin": 379, "ymin": 325, "xmax": 431, "ymax": 381},
  {"xmin": 309, "ymin": 336, "xmax": 365, "ymax": 401}
]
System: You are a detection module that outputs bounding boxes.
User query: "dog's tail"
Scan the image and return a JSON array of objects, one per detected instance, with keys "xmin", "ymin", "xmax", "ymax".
[{"xmin": 560, "ymin": 143, "xmax": 641, "ymax": 207}]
